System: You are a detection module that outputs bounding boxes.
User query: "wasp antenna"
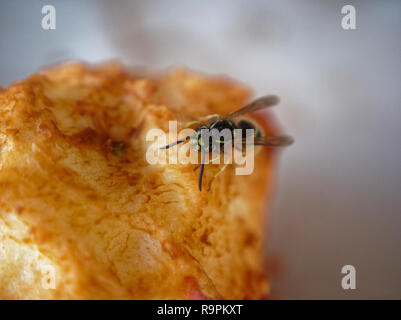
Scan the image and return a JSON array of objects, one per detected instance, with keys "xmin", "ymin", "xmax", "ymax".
[{"xmin": 160, "ymin": 136, "xmax": 190, "ymax": 149}]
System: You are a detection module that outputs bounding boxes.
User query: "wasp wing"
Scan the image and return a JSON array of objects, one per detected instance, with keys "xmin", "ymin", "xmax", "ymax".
[
  {"xmin": 224, "ymin": 95, "xmax": 280, "ymax": 121},
  {"xmin": 239, "ymin": 135, "xmax": 294, "ymax": 147}
]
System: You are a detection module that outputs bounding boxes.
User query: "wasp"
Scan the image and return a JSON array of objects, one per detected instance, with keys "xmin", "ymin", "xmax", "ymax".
[{"xmin": 161, "ymin": 95, "xmax": 293, "ymax": 191}]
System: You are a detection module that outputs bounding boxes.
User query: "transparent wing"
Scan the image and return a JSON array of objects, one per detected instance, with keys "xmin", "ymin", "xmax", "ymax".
[
  {"xmin": 240, "ymin": 135, "xmax": 294, "ymax": 147},
  {"xmin": 225, "ymin": 95, "xmax": 280, "ymax": 121}
]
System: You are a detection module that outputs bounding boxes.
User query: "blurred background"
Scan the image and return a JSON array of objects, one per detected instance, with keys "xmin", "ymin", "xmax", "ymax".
[{"xmin": 0, "ymin": 0, "xmax": 400, "ymax": 299}]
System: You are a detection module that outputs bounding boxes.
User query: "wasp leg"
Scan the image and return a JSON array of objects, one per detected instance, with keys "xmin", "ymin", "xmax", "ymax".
[
  {"xmin": 210, "ymin": 151, "xmax": 221, "ymax": 164},
  {"xmin": 194, "ymin": 150, "xmax": 220, "ymax": 171},
  {"xmin": 185, "ymin": 114, "xmax": 219, "ymax": 128},
  {"xmin": 207, "ymin": 164, "xmax": 228, "ymax": 191},
  {"xmin": 185, "ymin": 120, "xmax": 202, "ymax": 128},
  {"xmin": 202, "ymin": 114, "xmax": 219, "ymax": 121}
]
